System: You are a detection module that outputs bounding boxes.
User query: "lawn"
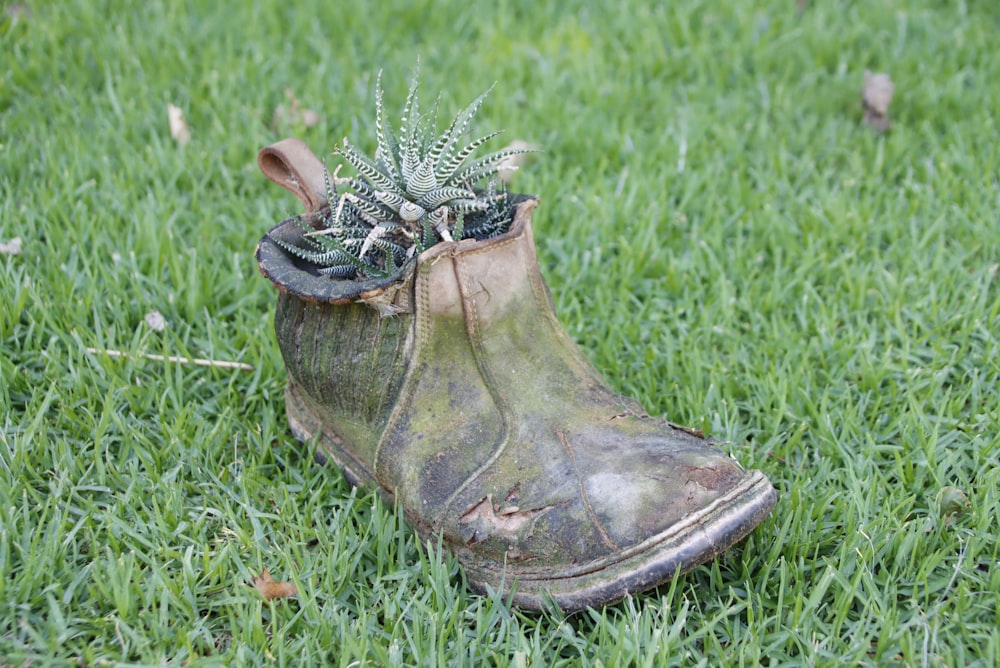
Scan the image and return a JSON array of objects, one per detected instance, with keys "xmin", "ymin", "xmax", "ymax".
[{"xmin": 1, "ymin": 0, "xmax": 998, "ymax": 665}]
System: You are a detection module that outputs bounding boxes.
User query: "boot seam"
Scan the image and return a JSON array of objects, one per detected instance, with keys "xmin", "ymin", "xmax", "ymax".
[
  {"xmin": 435, "ymin": 254, "xmax": 516, "ymax": 528},
  {"xmin": 372, "ymin": 262, "xmax": 433, "ymax": 489},
  {"xmin": 556, "ymin": 430, "xmax": 620, "ymax": 551}
]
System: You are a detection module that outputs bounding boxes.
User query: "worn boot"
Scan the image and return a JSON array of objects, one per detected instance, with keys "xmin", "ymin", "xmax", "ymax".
[{"xmin": 256, "ymin": 139, "xmax": 776, "ymax": 612}]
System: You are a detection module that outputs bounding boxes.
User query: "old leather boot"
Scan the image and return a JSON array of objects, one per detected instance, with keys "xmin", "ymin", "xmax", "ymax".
[{"xmin": 256, "ymin": 139, "xmax": 776, "ymax": 612}]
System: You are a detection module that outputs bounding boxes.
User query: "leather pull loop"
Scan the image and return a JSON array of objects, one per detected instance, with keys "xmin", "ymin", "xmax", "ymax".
[{"xmin": 258, "ymin": 138, "xmax": 329, "ymax": 214}]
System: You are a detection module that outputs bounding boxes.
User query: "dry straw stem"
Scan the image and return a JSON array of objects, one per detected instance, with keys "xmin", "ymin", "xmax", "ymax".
[{"xmin": 85, "ymin": 347, "xmax": 254, "ymax": 371}]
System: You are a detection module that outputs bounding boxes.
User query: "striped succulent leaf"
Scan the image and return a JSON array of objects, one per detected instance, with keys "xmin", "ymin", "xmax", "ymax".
[{"xmin": 416, "ymin": 186, "xmax": 477, "ymax": 211}]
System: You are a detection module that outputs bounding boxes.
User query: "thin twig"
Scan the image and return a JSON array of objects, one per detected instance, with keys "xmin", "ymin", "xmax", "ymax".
[{"xmin": 85, "ymin": 347, "xmax": 254, "ymax": 371}]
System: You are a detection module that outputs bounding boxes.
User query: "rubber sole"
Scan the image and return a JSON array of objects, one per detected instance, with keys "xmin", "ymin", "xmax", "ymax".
[{"xmin": 286, "ymin": 383, "xmax": 777, "ymax": 612}]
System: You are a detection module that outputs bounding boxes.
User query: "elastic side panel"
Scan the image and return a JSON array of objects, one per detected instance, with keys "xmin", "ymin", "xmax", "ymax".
[{"xmin": 274, "ymin": 292, "xmax": 411, "ymax": 460}]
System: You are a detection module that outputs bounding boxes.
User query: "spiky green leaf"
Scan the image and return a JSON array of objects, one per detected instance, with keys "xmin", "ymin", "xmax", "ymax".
[
  {"xmin": 373, "ymin": 189, "xmax": 407, "ymax": 211},
  {"xmin": 452, "ymin": 210, "xmax": 466, "ymax": 241},
  {"xmin": 415, "ymin": 186, "xmax": 477, "ymax": 210},
  {"xmin": 374, "ymin": 71, "xmax": 401, "ymax": 185},
  {"xmin": 347, "ymin": 193, "xmax": 397, "ymax": 223},
  {"xmin": 337, "ymin": 140, "xmax": 395, "ymax": 191},
  {"xmin": 451, "ymin": 147, "xmax": 537, "ymax": 186},
  {"xmin": 407, "ymin": 158, "xmax": 438, "ymax": 197},
  {"xmin": 433, "ymin": 84, "xmax": 495, "ymax": 171},
  {"xmin": 435, "ymin": 130, "xmax": 504, "ymax": 184},
  {"xmin": 447, "ymin": 198, "xmax": 492, "ymax": 214}
]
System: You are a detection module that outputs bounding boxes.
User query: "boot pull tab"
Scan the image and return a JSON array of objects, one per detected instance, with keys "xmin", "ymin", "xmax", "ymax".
[{"xmin": 258, "ymin": 138, "xmax": 329, "ymax": 214}]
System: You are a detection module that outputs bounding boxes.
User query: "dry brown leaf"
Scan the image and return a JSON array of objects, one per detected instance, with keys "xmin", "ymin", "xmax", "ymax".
[
  {"xmin": 144, "ymin": 310, "xmax": 166, "ymax": 331},
  {"xmin": 252, "ymin": 568, "xmax": 298, "ymax": 600},
  {"xmin": 273, "ymin": 89, "xmax": 321, "ymax": 129},
  {"xmin": 6, "ymin": 4, "xmax": 32, "ymax": 21},
  {"xmin": 861, "ymin": 71, "xmax": 894, "ymax": 133},
  {"xmin": 300, "ymin": 108, "xmax": 320, "ymax": 128},
  {"xmin": 0, "ymin": 237, "xmax": 22, "ymax": 255},
  {"xmin": 167, "ymin": 103, "xmax": 191, "ymax": 145}
]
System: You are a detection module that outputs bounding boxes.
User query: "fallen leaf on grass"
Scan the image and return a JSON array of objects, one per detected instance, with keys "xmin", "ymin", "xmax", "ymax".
[
  {"xmin": 272, "ymin": 88, "xmax": 321, "ymax": 130},
  {"xmin": 6, "ymin": 4, "xmax": 32, "ymax": 21},
  {"xmin": 861, "ymin": 71, "xmax": 894, "ymax": 133},
  {"xmin": 0, "ymin": 237, "xmax": 22, "ymax": 255},
  {"xmin": 252, "ymin": 569, "xmax": 298, "ymax": 600},
  {"xmin": 167, "ymin": 103, "xmax": 191, "ymax": 145},
  {"xmin": 144, "ymin": 310, "xmax": 167, "ymax": 331},
  {"xmin": 301, "ymin": 108, "xmax": 320, "ymax": 127}
]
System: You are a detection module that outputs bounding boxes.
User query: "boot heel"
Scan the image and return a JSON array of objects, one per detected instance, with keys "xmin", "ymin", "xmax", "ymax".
[{"xmin": 285, "ymin": 381, "xmax": 375, "ymax": 490}]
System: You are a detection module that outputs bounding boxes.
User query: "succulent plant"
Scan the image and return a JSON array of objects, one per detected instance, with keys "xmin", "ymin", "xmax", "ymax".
[{"xmin": 274, "ymin": 72, "xmax": 535, "ymax": 279}]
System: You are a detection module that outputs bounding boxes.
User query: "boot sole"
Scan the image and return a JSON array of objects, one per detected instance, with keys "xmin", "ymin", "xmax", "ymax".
[{"xmin": 286, "ymin": 383, "xmax": 777, "ymax": 612}]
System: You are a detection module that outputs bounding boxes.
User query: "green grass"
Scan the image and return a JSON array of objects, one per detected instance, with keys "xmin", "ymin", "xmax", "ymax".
[{"xmin": 2, "ymin": 0, "xmax": 998, "ymax": 664}]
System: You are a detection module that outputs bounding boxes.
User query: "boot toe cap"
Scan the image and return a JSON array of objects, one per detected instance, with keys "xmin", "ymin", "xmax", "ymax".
[
  {"xmin": 454, "ymin": 464, "xmax": 776, "ymax": 612},
  {"xmin": 442, "ymin": 423, "xmax": 776, "ymax": 611}
]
